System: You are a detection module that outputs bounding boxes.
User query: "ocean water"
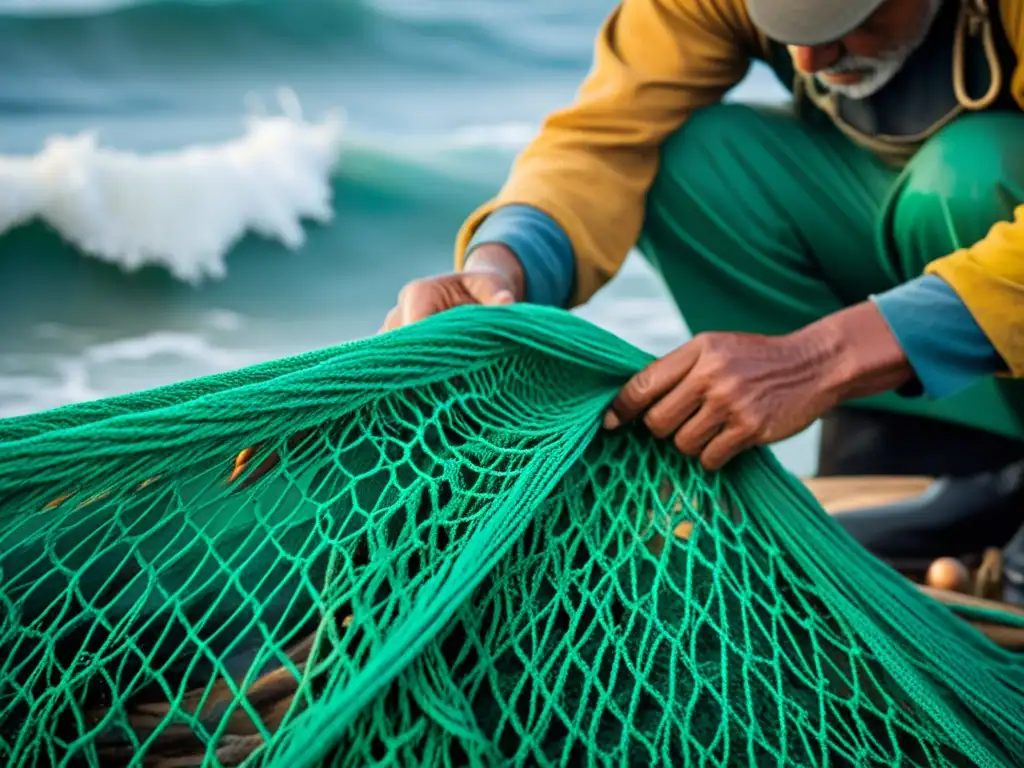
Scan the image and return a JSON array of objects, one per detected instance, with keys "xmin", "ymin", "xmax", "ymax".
[{"xmin": 0, "ymin": 0, "xmax": 818, "ymax": 472}]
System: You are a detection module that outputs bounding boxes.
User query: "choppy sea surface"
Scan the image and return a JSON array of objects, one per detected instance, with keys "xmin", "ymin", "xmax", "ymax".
[{"xmin": 0, "ymin": 0, "xmax": 816, "ymax": 471}]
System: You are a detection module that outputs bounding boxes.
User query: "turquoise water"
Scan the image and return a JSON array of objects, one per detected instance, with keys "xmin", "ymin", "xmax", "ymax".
[{"xmin": 0, "ymin": 0, "xmax": 814, "ymax": 470}]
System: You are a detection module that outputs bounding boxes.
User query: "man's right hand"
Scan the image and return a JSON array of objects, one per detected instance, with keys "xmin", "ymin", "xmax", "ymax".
[{"xmin": 378, "ymin": 243, "xmax": 526, "ymax": 332}]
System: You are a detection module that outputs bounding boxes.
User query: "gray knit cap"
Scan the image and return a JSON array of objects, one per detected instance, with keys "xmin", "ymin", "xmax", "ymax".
[{"xmin": 746, "ymin": 0, "xmax": 889, "ymax": 46}]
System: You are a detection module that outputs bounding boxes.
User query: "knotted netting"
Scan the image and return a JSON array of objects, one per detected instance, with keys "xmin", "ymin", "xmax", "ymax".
[{"xmin": 2, "ymin": 304, "xmax": 1024, "ymax": 768}]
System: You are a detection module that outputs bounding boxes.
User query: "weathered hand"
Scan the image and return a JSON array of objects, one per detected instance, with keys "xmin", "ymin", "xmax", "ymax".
[
  {"xmin": 379, "ymin": 271, "xmax": 516, "ymax": 333},
  {"xmin": 379, "ymin": 244, "xmax": 525, "ymax": 332},
  {"xmin": 603, "ymin": 302, "xmax": 914, "ymax": 470}
]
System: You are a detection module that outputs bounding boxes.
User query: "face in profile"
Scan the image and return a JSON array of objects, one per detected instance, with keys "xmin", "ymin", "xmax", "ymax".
[{"xmin": 786, "ymin": 0, "xmax": 942, "ymax": 99}]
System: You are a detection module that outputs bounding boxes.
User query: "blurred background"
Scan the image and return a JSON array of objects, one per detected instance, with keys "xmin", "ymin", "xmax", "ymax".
[{"xmin": 0, "ymin": 0, "xmax": 816, "ymax": 471}]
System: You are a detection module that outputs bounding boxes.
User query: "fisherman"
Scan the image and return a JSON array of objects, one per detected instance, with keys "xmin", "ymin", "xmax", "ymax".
[{"xmin": 380, "ymin": 0, "xmax": 1024, "ymax": 554}]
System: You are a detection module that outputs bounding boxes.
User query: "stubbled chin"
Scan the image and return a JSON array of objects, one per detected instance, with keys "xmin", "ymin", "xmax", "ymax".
[
  {"xmin": 816, "ymin": 60, "xmax": 902, "ymax": 100},
  {"xmin": 814, "ymin": 0, "xmax": 942, "ymax": 102}
]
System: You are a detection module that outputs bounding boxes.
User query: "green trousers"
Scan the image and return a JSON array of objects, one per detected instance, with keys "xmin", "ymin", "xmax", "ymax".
[{"xmin": 637, "ymin": 104, "xmax": 1024, "ymax": 442}]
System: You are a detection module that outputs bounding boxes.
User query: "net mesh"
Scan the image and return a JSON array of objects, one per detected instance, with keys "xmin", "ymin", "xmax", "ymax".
[{"xmin": 1, "ymin": 304, "xmax": 1023, "ymax": 768}]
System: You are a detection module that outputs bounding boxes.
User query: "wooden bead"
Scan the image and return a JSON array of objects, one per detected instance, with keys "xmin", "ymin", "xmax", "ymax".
[{"xmin": 925, "ymin": 557, "xmax": 970, "ymax": 593}]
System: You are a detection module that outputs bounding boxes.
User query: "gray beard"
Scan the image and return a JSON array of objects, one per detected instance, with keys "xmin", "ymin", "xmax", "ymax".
[{"xmin": 816, "ymin": 0, "xmax": 942, "ymax": 100}]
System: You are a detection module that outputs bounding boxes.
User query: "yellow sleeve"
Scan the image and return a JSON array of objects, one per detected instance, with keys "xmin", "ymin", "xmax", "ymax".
[
  {"xmin": 453, "ymin": 0, "xmax": 758, "ymax": 306},
  {"xmin": 923, "ymin": 1, "xmax": 1024, "ymax": 378},
  {"xmin": 925, "ymin": 212, "xmax": 1024, "ymax": 378}
]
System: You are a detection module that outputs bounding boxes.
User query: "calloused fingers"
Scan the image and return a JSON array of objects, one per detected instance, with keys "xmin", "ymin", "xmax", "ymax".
[
  {"xmin": 672, "ymin": 405, "xmax": 725, "ymax": 458},
  {"xmin": 397, "ymin": 284, "xmax": 442, "ymax": 327},
  {"xmin": 640, "ymin": 382, "xmax": 703, "ymax": 440},
  {"xmin": 605, "ymin": 343, "xmax": 702, "ymax": 429},
  {"xmin": 698, "ymin": 424, "xmax": 752, "ymax": 472}
]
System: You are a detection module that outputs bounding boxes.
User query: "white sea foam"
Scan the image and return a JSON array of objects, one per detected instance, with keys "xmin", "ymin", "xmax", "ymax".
[
  {"xmin": 449, "ymin": 122, "xmax": 536, "ymax": 150},
  {"xmin": 0, "ymin": 90, "xmax": 346, "ymax": 283},
  {"xmin": 0, "ymin": 323, "xmax": 264, "ymax": 418}
]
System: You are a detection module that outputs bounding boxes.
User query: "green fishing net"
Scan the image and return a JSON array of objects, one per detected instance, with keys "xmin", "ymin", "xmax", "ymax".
[{"xmin": 2, "ymin": 304, "xmax": 1023, "ymax": 768}]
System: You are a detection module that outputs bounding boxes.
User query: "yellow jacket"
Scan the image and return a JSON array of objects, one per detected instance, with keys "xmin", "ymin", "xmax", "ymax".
[{"xmin": 453, "ymin": 0, "xmax": 1024, "ymax": 378}]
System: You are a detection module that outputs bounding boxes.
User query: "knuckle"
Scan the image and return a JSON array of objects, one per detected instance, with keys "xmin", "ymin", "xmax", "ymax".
[
  {"xmin": 673, "ymin": 429, "xmax": 699, "ymax": 456},
  {"xmin": 701, "ymin": 353, "xmax": 731, "ymax": 379},
  {"xmin": 703, "ymin": 387, "xmax": 732, "ymax": 412},
  {"xmin": 617, "ymin": 374, "xmax": 651, "ymax": 412},
  {"xmin": 700, "ymin": 454, "xmax": 721, "ymax": 472},
  {"xmin": 691, "ymin": 332, "xmax": 712, "ymax": 350},
  {"xmin": 753, "ymin": 422, "xmax": 774, "ymax": 444},
  {"xmin": 714, "ymin": 375, "xmax": 744, "ymax": 400},
  {"xmin": 642, "ymin": 410, "xmax": 672, "ymax": 439},
  {"xmin": 630, "ymin": 370, "xmax": 654, "ymax": 398},
  {"xmin": 732, "ymin": 407, "xmax": 760, "ymax": 434},
  {"xmin": 731, "ymin": 415, "xmax": 766, "ymax": 446},
  {"xmin": 397, "ymin": 278, "xmax": 424, "ymax": 302}
]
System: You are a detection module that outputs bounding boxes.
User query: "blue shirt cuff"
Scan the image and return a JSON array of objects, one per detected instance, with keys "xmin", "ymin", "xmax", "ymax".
[
  {"xmin": 466, "ymin": 204, "xmax": 575, "ymax": 308},
  {"xmin": 871, "ymin": 274, "xmax": 1006, "ymax": 400}
]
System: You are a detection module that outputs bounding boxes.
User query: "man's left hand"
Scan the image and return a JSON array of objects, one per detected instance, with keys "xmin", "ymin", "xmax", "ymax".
[{"xmin": 602, "ymin": 302, "xmax": 915, "ymax": 471}]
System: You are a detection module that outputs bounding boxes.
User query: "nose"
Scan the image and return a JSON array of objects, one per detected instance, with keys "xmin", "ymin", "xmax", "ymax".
[{"xmin": 789, "ymin": 44, "xmax": 842, "ymax": 73}]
